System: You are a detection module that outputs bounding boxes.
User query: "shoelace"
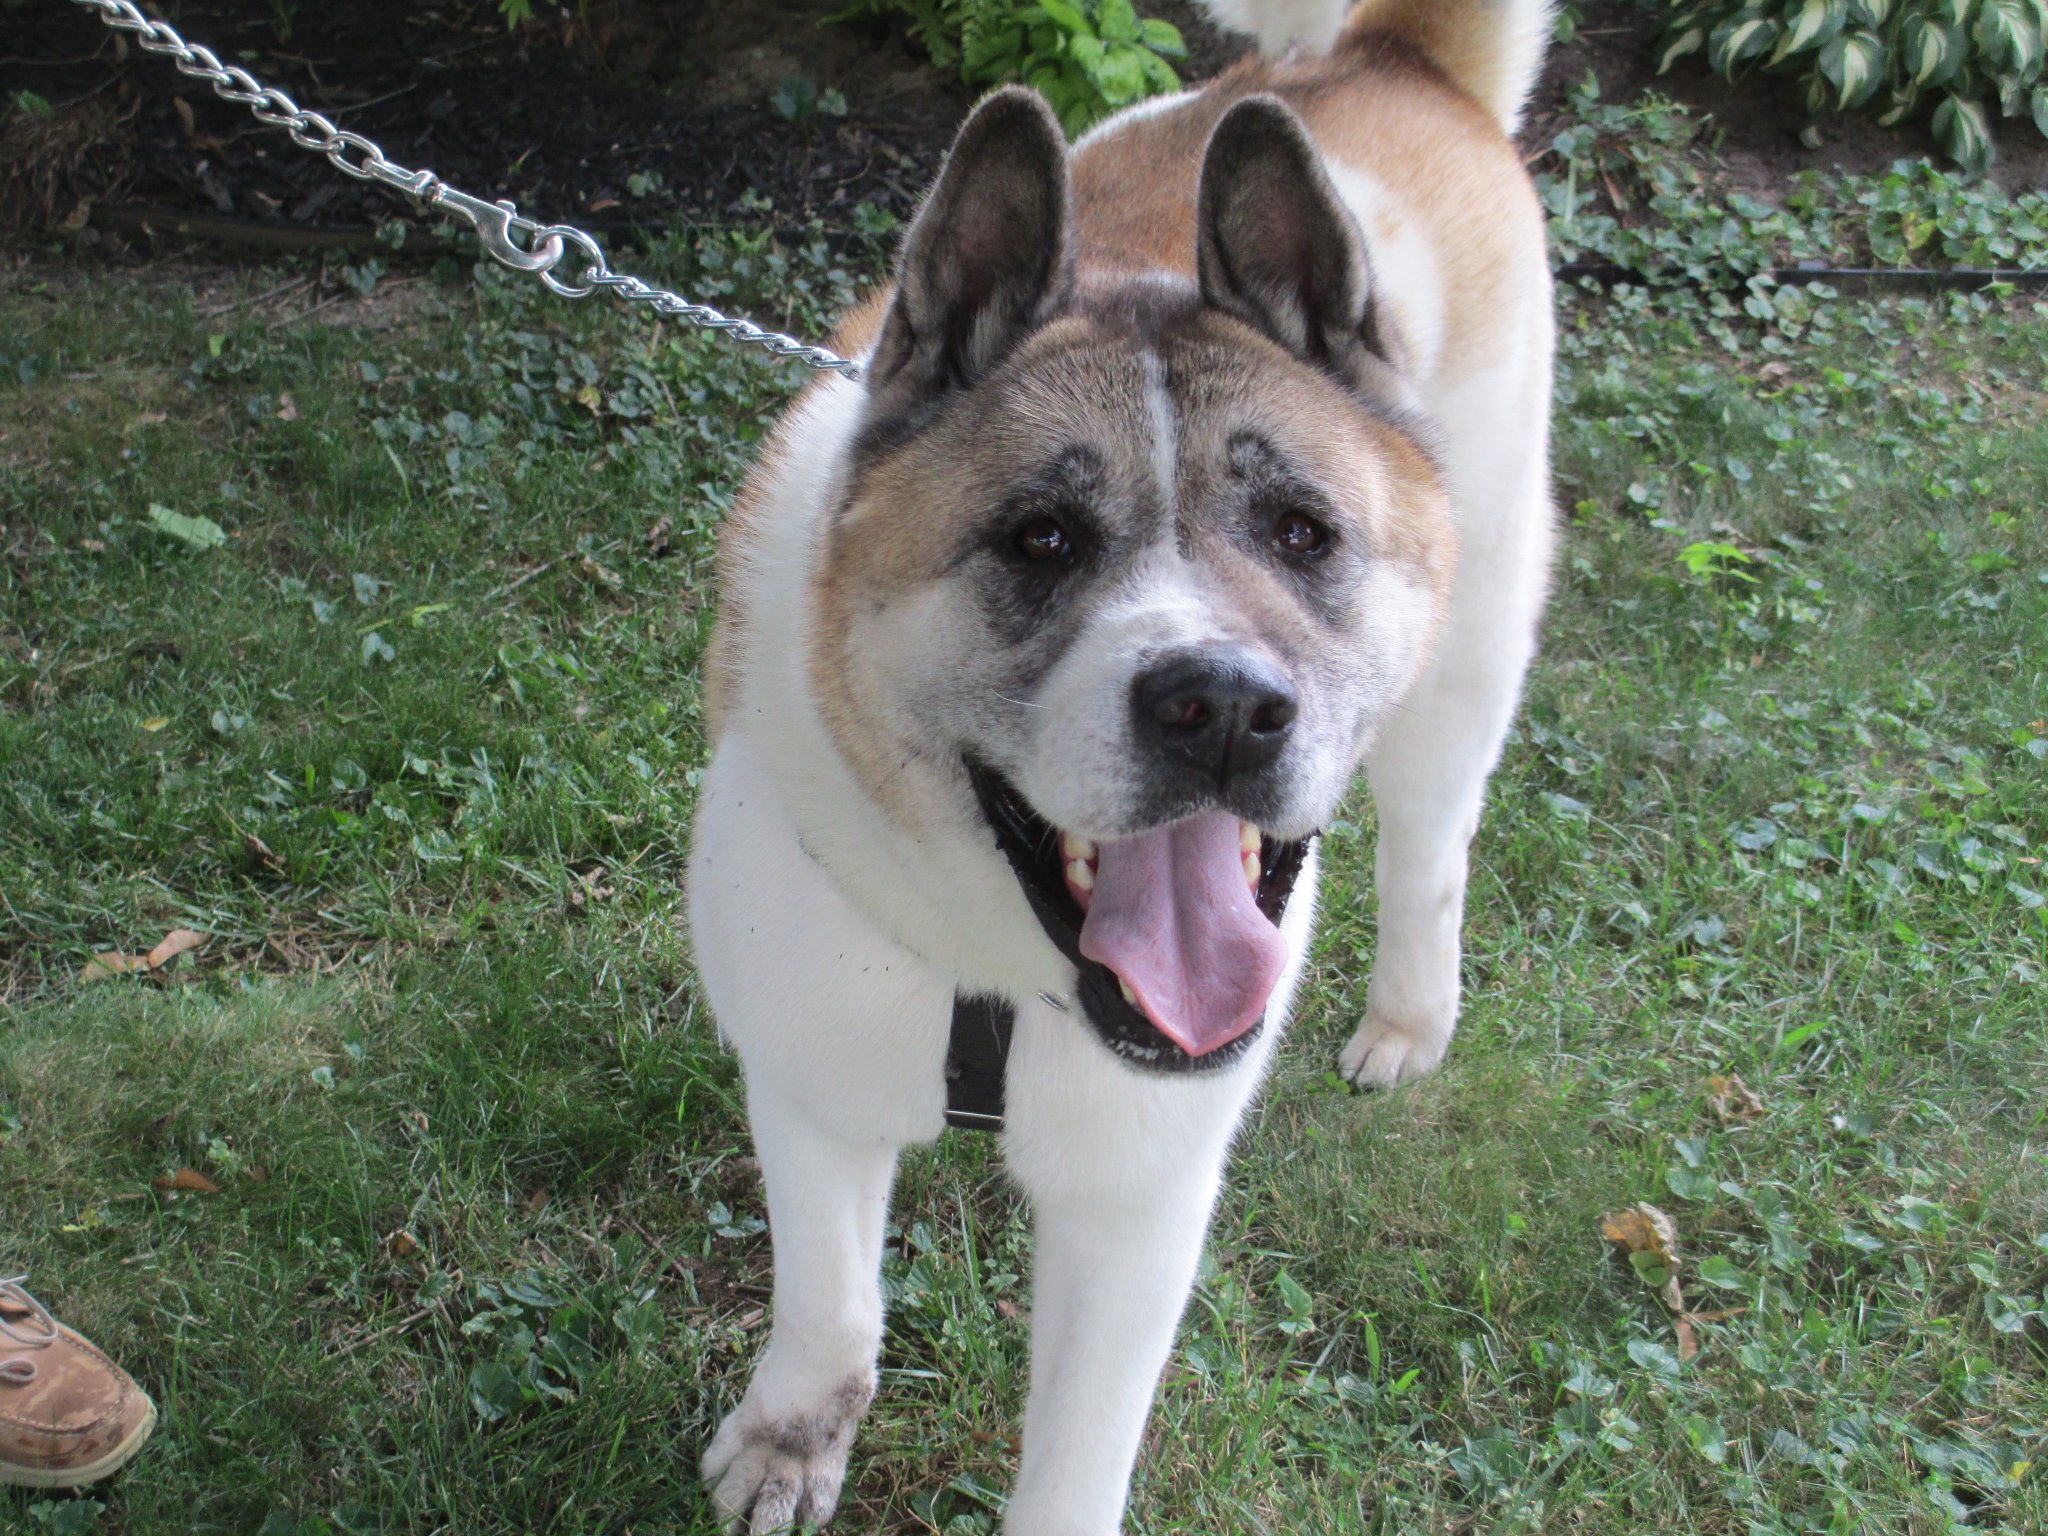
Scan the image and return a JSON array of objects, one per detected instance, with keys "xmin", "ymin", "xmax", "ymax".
[{"xmin": 0, "ymin": 1276, "xmax": 60, "ymax": 1385}]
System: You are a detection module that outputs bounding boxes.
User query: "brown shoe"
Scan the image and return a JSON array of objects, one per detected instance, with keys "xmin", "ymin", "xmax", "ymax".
[{"xmin": 0, "ymin": 1278, "xmax": 157, "ymax": 1489}]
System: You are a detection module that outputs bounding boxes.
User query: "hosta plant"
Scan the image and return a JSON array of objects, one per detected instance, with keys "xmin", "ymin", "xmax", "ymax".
[{"xmin": 1652, "ymin": 0, "xmax": 2048, "ymax": 174}]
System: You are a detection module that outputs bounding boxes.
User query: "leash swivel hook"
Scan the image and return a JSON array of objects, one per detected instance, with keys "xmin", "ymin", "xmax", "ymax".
[{"xmin": 426, "ymin": 187, "xmax": 566, "ymax": 276}]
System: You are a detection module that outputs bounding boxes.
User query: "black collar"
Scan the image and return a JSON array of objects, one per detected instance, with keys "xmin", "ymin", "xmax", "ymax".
[{"xmin": 943, "ymin": 991, "xmax": 1015, "ymax": 1133}]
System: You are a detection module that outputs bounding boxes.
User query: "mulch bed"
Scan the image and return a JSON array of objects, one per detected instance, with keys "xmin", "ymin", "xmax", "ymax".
[{"xmin": 0, "ymin": 0, "xmax": 980, "ymax": 242}]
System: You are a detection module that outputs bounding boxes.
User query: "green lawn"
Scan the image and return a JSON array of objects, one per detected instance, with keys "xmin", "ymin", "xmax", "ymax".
[{"xmin": 3, "ymin": 218, "xmax": 2045, "ymax": 1535}]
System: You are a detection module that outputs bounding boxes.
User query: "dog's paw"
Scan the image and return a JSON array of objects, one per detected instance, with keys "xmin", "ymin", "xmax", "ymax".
[
  {"xmin": 701, "ymin": 1376, "xmax": 872, "ymax": 1533},
  {"xmin": 1338, "ymin": 1012, "xmax": 1449, "ymax": 1089}
]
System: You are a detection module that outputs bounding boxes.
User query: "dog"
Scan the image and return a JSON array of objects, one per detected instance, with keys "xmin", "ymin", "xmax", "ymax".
[{"xmin": 685, "ymin": 0, "xmax": 1557, "ymax": 1527}]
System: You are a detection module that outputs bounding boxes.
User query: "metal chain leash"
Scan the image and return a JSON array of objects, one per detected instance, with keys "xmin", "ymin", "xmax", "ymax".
[{"xmin": 64, "ymin": 0, "xmax": 864, "ymax": 378}]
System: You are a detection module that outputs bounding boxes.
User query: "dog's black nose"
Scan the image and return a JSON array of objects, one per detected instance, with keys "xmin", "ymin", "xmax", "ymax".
[{"xmin": 1134, "ymin": 647, "xmax": 1297, "ymax": 787}]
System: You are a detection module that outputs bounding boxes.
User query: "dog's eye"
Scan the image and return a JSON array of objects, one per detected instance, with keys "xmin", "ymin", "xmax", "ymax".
[
  {"xmin": 1271, "ymin": 510, "xmax": 1328, "ymax": 557},
  {"xmin": 1015, "ymin": 516, "xmax": 1073, "ymax": 563}
]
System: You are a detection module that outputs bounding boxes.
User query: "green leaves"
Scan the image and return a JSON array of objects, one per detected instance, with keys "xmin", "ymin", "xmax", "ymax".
[
  {"xmin": 1771, "ymin": 0, "xmax": 1849, "ymax": 62},
  {"xmin": 855, "ymin": 0, "xmax": 1182, "ymax": 135},
  {"xmin": 146, "ymin": 502, "xmax": 227, "ymax": 552},
  {"xmin": 1974, "ymin": 0, "xmax": 2044, "ymax": 71},
  {"xmin": 1138, "ymin": 15, "xmax": 1184, "ymax": 54},
  {"xmin": 1820, "ymin": 28, "xmax": 1889, "ymax": 103},
  {"xmin": 1273, "ymin": 1270, "xmax": 1316, "ymax": 1337},
  {"xmin": 1660, "ymin": 0, "xmax": 2046, "ymax": 171},
  {"xmin": 1696, "ymin": 1254, "xmax": 1750, "ymax": 1289},
  {"xmin": 1657, "ymin": 18, "xmax": 1712, "ymax": 70},
  {"xmin": 23, "ymin": 1501, "xmax": 106, "ymax": 1536},
  {"xmin": 1901, "ymin": 8, "xmax": 1964, "ymax": 85},
  {"xmin": 1709, "ymin": 8, "xmax": 1783, "ymax": 72},
  {"xmin": 1933, "ymin": 90, "xmax": 1996, "ymax": 171},
  {"xmin": 1683, "ymin": 1414, "xmax": 1730, "ymax": 1464},
  {"xmin": 467, "ymin": 1360, "xmax": 525, "ymax": 1422}
]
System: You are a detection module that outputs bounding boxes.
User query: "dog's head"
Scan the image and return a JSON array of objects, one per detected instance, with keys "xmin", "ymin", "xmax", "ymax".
[{"xmin": 810, "ymin": 88, "xmax": 1456, "ymax": 1063}]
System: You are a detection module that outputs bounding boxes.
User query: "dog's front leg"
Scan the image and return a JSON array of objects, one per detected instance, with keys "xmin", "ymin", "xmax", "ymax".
[
  {"xmin": 701, "ymin": 1088, "xmax": 898, "ymax": 1533},
  {"xmin": 1001, "ymin": 1164, "xmax": 1222, "ymax": 1535}
]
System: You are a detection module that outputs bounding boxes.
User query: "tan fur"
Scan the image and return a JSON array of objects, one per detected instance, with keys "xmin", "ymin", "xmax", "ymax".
[
  {"xmin": 1338, "ymin": 0, "xmax": 1556, "ymax": 134},
  {"xmin": 701, "ymin": 294, "xmax": 891, "ymax": 745},
  {"xmin": 1070, "ymin": 39, "xmax": 1541, "ymax": 380}
]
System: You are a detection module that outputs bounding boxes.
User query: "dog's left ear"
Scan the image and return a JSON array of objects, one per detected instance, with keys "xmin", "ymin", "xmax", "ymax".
[
  {"xmin": 1197, "ymin": 95, "xmax": 1400, "ymax": 384},
  {"xmin": 866, "ymin": 87, "xmax": 1072, "ymax": 409}
]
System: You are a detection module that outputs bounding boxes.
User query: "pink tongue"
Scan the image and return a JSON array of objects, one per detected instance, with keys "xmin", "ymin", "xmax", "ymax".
[{"xmin": 1078, "ymin": 810, "xmax": 1286, "ymax": 1057}]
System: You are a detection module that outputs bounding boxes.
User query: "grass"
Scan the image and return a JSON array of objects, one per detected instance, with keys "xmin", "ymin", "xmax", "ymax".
[{"xmin": 3, "ymin": 209, "xmax": 2046, "ymax": 1535}]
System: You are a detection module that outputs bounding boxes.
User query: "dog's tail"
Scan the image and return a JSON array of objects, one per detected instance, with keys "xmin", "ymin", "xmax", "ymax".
[{"xmin": 1192, "ymin": 0, "xmax": 1555, "ymax": 135}]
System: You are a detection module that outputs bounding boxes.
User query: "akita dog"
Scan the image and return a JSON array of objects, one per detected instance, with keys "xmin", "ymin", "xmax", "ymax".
[{"xmin": 687, "ymin": 0, "xmax": 1557, "ymax": 1527}]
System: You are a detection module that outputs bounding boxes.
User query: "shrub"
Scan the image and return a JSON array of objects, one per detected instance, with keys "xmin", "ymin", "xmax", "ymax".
[
  {"xmin": 1650, "ymin": 0, "xmax": 2048, "ymax": 175},
  {"xmin": 838, "ymin": 0, "xmax": 1188, "ymax": 135}
]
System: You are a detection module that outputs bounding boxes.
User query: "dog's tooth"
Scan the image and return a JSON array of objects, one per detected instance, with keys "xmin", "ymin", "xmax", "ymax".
[
  {"xmin": 1065, "ymin": 858, "xmax": 1095, "ymax": 892},
  {"xmin": 1118, "ymin": 976, "xmax": 1137, "ymax": 1005},
  {"xmin": 1243, "ymin": 850, "xmax": 1262, "ymax": 887},
  {"xmin": 1061, "ymin": 831, "xmax": 1096, "ymax": 863},
  {"xmin": 1240, "ymin": 820, "xmax": 1261, "ymax": 853}
]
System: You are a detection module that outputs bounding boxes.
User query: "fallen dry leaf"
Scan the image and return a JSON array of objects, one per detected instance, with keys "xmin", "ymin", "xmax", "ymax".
[
  {"xmin": 152, "ymin": 1168, "xmax": 220, "ymax": 1195},
  {"xmin": 643, "ymin": 514, "xmax": 673, "ymax": 557},
  {"xmin": 146, "ymin": 928, "xmax": 206, "ymax": 969},
  {"xmin": 525, "ymin": 1186, "xmax": 550, "ymax": 1215},
  {"xmin": 81, "ymin": 928, "xmax": 208, "ymax": 984},
  {"xmin": 385, "ymin": 1229, "xmax": 421, "ymax": 1259},
  {"xmin": 1601, "ymin": 1202, "xmax": 1685, "ymax": 1313},
  {"xmin": 171, "ymin": 95, "xmax": 195, "ymax": 138},
  {"xmin": 1674, "ymin": 1314, "xmax": 1699, "ymax": 1362},
  {"xmin": 1707, "ymin": 1073, "xmax": 1766, "ymax": 1124},
  {"xmin": 1672, "ymin": 1305, "xmax": 1749, "ymax": 1363},
  {"xmin": 275, "ymin": 394, "xmax": 298, "ymax": 422},
  {"xmin": 566, "ymin": 864, "xmax": 615, "ymax": 918},
  {"xmin": 81, "ymin": 951, "xmax": 150, "ymax": 983},
  {"xmin": 243, "ymin": 832, "xmax": 284, "ymax": 874},
  {"xmin": 138, "ymin": 716, "xmax": 171, "ymax": 732}
]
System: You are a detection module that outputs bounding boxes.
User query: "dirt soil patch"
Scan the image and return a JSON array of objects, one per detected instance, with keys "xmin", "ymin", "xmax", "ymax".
[{"xmin": 2, "ymin": 0, "xmax": 2041, "ymax": 256}]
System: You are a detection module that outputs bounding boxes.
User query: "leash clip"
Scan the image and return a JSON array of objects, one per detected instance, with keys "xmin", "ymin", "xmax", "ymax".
[{"xmin": 429, "ymin": 187, "xmax": 565, "ymax": 275}]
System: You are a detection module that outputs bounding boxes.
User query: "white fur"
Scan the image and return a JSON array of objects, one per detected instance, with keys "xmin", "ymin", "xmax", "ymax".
[
  {"xmin": 689, "ymin": 0, "xmax": 1555, "ymax": 1525},
  {"xmin": 1324, "ymin": 162, "xmax": 1446, "ymax": 380},
  {"xmin": 1194, "ymin": 0, "xmax": 1350, "ymax": 55},
  {"xmin": 1315, "ymin": 153, "xmax": 1556, "ymax": 1088}
]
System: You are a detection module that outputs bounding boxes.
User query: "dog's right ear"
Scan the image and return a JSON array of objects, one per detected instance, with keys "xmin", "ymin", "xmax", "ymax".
[{"xmin": 865, "ymin": 87, "xmax": 1072, "ymax": 412}]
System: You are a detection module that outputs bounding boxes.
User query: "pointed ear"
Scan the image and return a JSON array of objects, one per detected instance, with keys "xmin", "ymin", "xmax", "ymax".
[
  {"xmin": 1196, "ymin": 96, "xmax": 1399, "ymax": 385},
  {"xmin": 866, "ymin": 87, "xmax": 1072, "ymax": 411}
]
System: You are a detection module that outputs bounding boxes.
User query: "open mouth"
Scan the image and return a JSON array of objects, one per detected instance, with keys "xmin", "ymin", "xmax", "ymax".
[{"xmin": 967, "ymin": 761, "xmax": 1311, "ymax": 1073}]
